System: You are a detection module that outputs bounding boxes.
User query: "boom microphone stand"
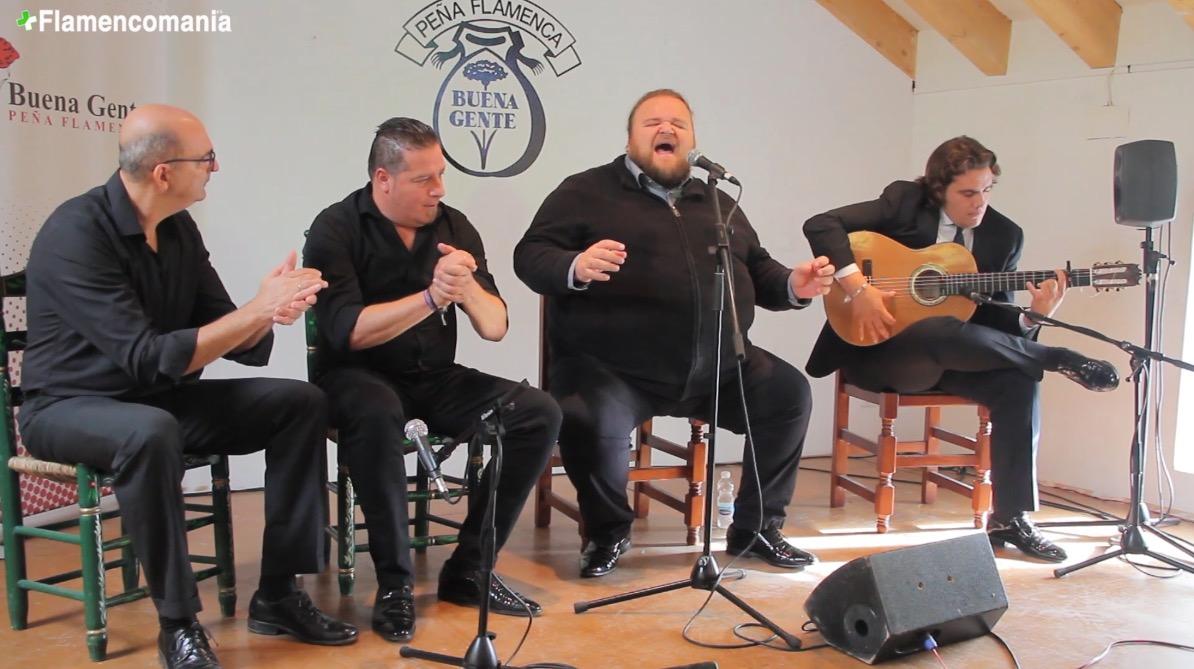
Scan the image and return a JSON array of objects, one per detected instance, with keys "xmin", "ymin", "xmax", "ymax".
[
  {"xmin": 570, "ymin": 172, "xmax": 802, "ymax": 650},
  {"xmin": 401, "ymin": 384, "xmax": 537, "ymax": 668},
  {"xmin": 969, "ymin": 226, "xmax": 1194, "ymax": 577}
]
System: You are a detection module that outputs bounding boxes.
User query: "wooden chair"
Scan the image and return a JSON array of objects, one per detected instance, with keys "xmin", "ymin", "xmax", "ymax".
[
  {"xmin": 303, "ymin": 311, "xmax": 475, "ymax": 595},
  {"xmin": 0, "ymin": 271, "xmax": 235, "ymax": 662},
  {"xmin": 534, "ymin": 299, "xmax": 708, "ymax": 545},
  {"xmin": 831, "ymin": 371, "xmax": 993, "ymax": 533}
]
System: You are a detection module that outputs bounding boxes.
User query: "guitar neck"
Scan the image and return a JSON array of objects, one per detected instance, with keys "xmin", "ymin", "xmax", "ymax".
[{"xmin": 941, "ymin": 269, "xmax": 1090, "ymax": 295}]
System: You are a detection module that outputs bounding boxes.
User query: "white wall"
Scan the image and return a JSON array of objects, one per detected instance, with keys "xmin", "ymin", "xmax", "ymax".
[
  {"xmin": 910, "ymin": 3, "xmax": 1194, "ymax": 515},
  {"xmin": 1, "ymin": 0, "xmax": 913, "ymax": 490}
]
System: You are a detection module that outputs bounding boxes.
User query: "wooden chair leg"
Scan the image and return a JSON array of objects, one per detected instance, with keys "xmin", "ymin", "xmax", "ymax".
[
  {"xmin": 875, "ymin": 398, "xmax": 898, "ymax": 534},
  {"xmin": 973, "ymin": 406, "xmax": 994, "ymax": 528},
  {"xmin": 0, "ymin": 465, "xmax": 29, "ymax": 630},
  {"xmin": 118, "ymin": 517, "xmax": 139, "ymax": 593},
  {"xmin": 633, "ymin": 422, "xmax": 653, "ymax": 519},
  {"xmin": 77, "ymin": 468, "xmax": 108, "ymax": 662},
  {"xmin": 922, "ymin": 406, "xmax": 940, "ymax": 505},
  {"xmin": 337, "ymin": 465, "xmax": 356, "ymax": 596},
  {"xmin": 210, "ymin": 456, "xmax": 237, "ymax": 617},
  {"xmin": 413, "ymin": 467, "xmax": 430, "ymax": 555},
  {"xmin": 830, "ymin": 378, "xmax": 850, "ymax": 508},
  {"xmin": 685, "ymin": 421, "xmax": 707, "ymax": 546},
  {"xmin": 534, "ymin": 459, "xmax": 554, "ymax": 528}
]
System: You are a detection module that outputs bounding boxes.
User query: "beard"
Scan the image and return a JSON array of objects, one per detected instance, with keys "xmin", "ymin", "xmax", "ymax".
[{"xmin": 628, "ymin": 146, "xmax": 691, "ymax": 188}]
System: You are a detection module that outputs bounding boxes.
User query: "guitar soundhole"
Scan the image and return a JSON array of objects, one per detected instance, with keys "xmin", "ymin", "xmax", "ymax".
[{"xmin": 910, "ymin": 266, "xmax": 949, "ymax": 306}]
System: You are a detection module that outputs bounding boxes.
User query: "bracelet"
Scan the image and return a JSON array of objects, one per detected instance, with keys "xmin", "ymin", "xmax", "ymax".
[
  {"xmin": 423, "ymin": 288, "xmax": 438, "ymax": 312},
  {"xmin": 842, "ymin": 282, "xmax": 869, "ymax": 303}
]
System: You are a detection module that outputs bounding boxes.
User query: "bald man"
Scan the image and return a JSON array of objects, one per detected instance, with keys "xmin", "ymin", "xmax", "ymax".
[{"xmin": 19, "ymin": 105, "xmax": 357, "ymax": 669}]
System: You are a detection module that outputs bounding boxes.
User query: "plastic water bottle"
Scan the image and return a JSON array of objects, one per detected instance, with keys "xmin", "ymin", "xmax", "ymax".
[{"xmin": 716, "ymin": 470, "xmax": 735, "ymax": 529}]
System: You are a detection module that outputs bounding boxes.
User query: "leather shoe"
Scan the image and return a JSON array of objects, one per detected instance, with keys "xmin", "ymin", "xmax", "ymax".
[
  {"xmin": 726, "ymin": 526, "xmax": 816, "ymax": 569},
  {"xmin": 247, "ymin": 590, "xmax": 358, "ymax": 645},
  {"xmin": 372, "ymin": 586, "xmax": 416, "ymax": 643},
  {"xmin": 438, "ymin": 567, "xmax": 542, "ymax": 617},
  {"xmin": 158, "ymin": 622, "xmax": 220, "ymax": 669},
  {"xmin": 1052, "ymin": 349, "xmax": 1119, "ymax": 392},
  {"xmin": 580, "ymin": 537, "xmax": 631, "ymax": 578},
  {"xmin": 988, "ymin": 512, "xmax": 1067, "ymax": 563}
]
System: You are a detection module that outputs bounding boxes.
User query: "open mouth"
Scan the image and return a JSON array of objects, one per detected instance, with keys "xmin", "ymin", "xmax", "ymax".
[{"xmin": 654, "ymin": 141, "xmax": 676, "ymax": 156}]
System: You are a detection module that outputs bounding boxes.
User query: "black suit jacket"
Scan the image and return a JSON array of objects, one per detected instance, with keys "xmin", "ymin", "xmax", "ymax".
[{"xmin": 802, "ymin": 180, "xmax": 1028, "ymax": 378}]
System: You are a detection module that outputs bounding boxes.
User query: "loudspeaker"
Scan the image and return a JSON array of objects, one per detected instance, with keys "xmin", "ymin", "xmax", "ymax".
[
  {"xmin": 803, "ymin": 533, "xmax": 1007, "ymax": 664},
  {"xmin": 1114, "ymin": 139, "xmax": 1177, "ymax": 228}
]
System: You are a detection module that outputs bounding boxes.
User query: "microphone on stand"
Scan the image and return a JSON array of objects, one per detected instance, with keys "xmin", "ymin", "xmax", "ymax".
[
  {"xmin": 968, "ymin": 291, "xmax": 994, "ymax": 305},
  {"xmin": 404, "ymin": 418, "xmax": 451, "ymax": 499},
  {"xmin": 687, "ymin": 149, "xmax": 740, "ymax": 186}
]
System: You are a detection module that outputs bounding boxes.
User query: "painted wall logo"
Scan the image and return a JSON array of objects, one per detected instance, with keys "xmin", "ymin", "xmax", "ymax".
[
  {"xmin": 395, "ymin": 1, "xmax": 580, "ymax": 177},
  {"xmin": 0, "ymin": 36, "xmax": 18, "ymax": 86},
  {"xmin": 2, "ymin": 35, "xmax": 135, "ymax": 133}
]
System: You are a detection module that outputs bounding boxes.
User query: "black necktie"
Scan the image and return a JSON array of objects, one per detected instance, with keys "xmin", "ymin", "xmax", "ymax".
[{"xmin": 953, "ymin": 225, "xmax": 965, "ymax": 247}]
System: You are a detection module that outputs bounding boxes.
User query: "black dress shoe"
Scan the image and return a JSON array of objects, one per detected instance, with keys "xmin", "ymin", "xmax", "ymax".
[
  {"xmin": 1052, "ymin": 349, "xmax": 1119, "ymax": 392},
  {"xmin": 726, "ymin": 526, "xmax": 816, "ymax": 569},
  {"xmin": 580, "ymin": 537, "xmax": 631, "ymax": 578},
  {"xmin": 372, "ymin": 586, "xmax": 416, "ymax": 643},
  {"xmin": 438, "ymin": 568, "xmax": 542, "ymax": 617},
  {"xmin": 247, "ymin": 590, "xmax": 359, "ymax": 645},
  {"xmin": 158, "ymin": 622, "xmax": 221, "ymax": 669},
  {"xmin": 988, "ymin": 513, "xmax": 1067, "ymax": 563}
]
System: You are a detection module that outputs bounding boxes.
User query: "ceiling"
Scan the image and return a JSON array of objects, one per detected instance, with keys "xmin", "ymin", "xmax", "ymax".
[{"xmin": 815, "ymin": 0, "xmax": 1194, "ymax": 78}]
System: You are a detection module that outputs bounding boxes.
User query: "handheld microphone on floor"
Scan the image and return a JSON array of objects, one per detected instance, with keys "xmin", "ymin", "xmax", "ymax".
[{"xmin": 404, "ymin": 418, "xmax": 451, "ymax": 499}]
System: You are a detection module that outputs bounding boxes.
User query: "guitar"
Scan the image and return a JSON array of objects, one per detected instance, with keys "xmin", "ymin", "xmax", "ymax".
[{"xmin": 825, "ymin": 231, "xmax": 1142, "ymax": 346}]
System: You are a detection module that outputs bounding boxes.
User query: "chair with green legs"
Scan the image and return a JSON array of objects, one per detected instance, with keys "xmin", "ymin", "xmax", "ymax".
[{"xmin": 0, "ymin": 269, "xmax": 237, "ymax": 661}]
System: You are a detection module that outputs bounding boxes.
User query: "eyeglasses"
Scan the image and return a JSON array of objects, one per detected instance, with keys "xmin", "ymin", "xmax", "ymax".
[{"xmin": 161, "ymin": 150, "xmax": 216, "ymax": 168}]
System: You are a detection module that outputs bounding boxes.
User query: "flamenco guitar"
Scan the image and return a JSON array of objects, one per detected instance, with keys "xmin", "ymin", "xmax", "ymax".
[{"xmin": 825, "ymin": 231, "xmax": 1141, "ymax": 346}]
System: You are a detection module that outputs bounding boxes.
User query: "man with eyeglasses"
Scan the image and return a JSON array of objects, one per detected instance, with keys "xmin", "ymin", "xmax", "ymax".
[{"xmin": 20, "ymin": 104, "xmax": 357, "ymax": 669}]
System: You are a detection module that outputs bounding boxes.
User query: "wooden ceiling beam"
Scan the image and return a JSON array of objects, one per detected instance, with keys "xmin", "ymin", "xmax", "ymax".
[
  {"xmin": 904, "ymin": 0, "xmax": 1012, "ymax": 76},
  {"xmin": 815, "ymin": 0, "xmax": 918, "ymax": 78},
  {"xmin": 1170, "ymin": 0, "xmax": 1194, "ymax": 31},
  {"xmin": 1024, "ymin": 0, "xmax": 1122, "ymax": 69}
]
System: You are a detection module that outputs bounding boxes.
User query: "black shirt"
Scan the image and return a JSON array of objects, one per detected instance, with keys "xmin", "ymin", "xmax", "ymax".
[
  {"xmin": 22, "ymin": 171, "xmax": 272, "ymax": 402},
  {"xmin": 303, "ymin": 183, "xmax": 500, "ymax": 378}
]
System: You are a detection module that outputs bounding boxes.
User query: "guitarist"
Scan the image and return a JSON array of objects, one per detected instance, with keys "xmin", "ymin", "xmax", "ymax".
[{"xmin": 803, "ymin": 136, "xmax": 1118, "ymax": 563}]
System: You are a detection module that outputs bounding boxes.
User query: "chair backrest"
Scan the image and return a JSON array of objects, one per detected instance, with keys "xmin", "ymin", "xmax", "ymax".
[{"xmin": 0, "ymin": 271, "xmax": 26, "ymax": 464}]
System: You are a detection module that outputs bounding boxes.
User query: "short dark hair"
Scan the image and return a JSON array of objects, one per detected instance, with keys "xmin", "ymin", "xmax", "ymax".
[
  {"xmin": 367, "ymin": 117, "xmax": 440, "ymax": 177},
  {"xmin": 919, "ymin": 136, "xmax": 1001, "ymax": 207},
  {"xmin": 626, "ymin": 89, "xmax": 692, "ymax": 134},
  {"xmin": 118, "ymin": 130, "xmax": 181, "ymax": 181}
]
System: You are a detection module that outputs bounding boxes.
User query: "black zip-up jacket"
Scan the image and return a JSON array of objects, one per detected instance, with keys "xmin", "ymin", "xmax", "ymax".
[{"xmin": 514, "ymin": 155, "xmax": 806, "ymax": 395}]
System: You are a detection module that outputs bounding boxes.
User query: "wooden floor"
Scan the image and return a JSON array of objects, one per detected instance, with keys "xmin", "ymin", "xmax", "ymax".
[{"xmin": 3, "ymin": 458, "xmax": 1193, "ymax": 669}]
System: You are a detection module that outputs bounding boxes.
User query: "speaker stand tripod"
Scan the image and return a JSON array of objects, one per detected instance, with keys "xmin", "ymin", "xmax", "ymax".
[{"xmin": 973, "ymin": 227, "xmax": 1194, "ymax": 576}]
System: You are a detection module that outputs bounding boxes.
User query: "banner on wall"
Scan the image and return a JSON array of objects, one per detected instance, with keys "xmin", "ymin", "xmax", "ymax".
[
  {"xmin": 1, "ymin": 28, "xmax": 140, "ymax": 521},
  {"xmin": 395, "ymin": 0, "xmax": 581, "ymax": 177}
]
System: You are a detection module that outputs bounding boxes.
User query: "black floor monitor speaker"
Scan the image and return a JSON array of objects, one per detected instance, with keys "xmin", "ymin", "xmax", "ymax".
[
  {"xmin": 1114, "ymin": 139, "xmax": 1177, "ymax": 228},
  {"xmin": 803, "ymin": 533, "xmax": 1008, "ymax": 664}
]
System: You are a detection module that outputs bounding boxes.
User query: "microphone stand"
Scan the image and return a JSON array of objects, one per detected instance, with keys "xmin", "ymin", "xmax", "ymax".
[
  {"xmin": 570, "ymin": 173, "xmax": 802, "ymax": 650},
  {"xmin": 966, "ymin": 230, "xmax": 1194, "ymax": 577},
  {"xmin": 401, "ymin": 384, "xmax": 541, "ymax": 668}
]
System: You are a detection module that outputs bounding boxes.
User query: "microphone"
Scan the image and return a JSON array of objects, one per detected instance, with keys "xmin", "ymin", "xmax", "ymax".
[
  {"xmin": 687, "ymin": 149, "xmax": 740, "ymax": 186},
  {"xmin": 404, "ymin": 418, "xmax": 451, "ymax": 499},
  {"xmin": 967, "ymin": 291, "xmax": 994, "ymax": 305}
]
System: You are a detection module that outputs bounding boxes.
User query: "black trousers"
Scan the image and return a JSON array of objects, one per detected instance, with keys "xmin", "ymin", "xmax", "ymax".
[
  {"xmin": 19, "ymin": 378, "xmax": 329, "ymax": 619},
  {"xmin": 550, "ymin": 347, "xmax": 812, "ymax": 546},
  {"xmin": 318, "ymin": 364, "xmax": 559, "ymax": 590},
  {"xmin": 840, "ymin": 317, "xmax": 1048, "ymax": 516}
]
